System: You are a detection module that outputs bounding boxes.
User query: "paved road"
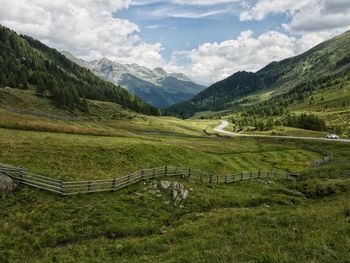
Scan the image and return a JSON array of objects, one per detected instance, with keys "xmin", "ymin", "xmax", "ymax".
[{"xmin": 214, "ymin": 120, "xmax": 350, "ymax": 143}]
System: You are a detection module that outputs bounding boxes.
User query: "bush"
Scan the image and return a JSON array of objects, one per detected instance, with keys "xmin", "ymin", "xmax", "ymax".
[{"xmin": 284, "ymin": 113, "xmax": 327, "ymax": 131}]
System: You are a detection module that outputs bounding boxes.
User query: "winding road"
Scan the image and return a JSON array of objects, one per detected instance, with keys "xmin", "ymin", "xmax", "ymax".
[{"xmin": 214, "ymin": 120, "xmax": 350, "ymax": 143}]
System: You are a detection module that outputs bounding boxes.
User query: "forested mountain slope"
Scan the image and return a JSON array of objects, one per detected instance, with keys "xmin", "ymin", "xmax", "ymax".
[
  {"xmin": 0, "ymin": 25, "xmax": 160, "ymax": 116},
  {"xmin": 166, "ymin": 30, "xmax": 350, "ymax": 118}
]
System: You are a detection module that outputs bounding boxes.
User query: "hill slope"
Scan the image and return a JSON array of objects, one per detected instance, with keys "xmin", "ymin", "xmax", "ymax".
[
  {"xmin": 166, "ymin": 30, "xmax": 350, "ymax": 118},
  {"xmin": 0, "ymin": 25, "xmax": 160, "ymax": 116}
]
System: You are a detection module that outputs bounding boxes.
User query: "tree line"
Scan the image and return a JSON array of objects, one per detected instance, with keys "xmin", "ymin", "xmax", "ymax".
[{"xmin": 0, "ymin": 25, "xmax": 160, "ymax": 116}]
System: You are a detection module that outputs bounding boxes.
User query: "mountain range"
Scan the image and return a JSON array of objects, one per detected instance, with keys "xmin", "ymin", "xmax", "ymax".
[
  {"xmin": 62, "ymin": 51, "xmax": 206, "ymax": 108},
  {"xmin": 166, "ymin": 30, "xmax": 350, "ymax": 119},
  {"xmin": 0, "ymin": 25, "xmax": 160, "ymax": 116}
]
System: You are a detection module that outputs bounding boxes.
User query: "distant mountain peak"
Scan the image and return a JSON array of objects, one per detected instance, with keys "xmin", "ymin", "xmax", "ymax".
[
  {"xmin": 153, "ymin": 67, "xmax": 168, "ymax": 77},
  {"xmin": 169, "ymin": 72, "xmax": 192, "ymax": 82},
  {"xmin": 61, "ymin": 52, "xmax": 206, "ymax": 108}
]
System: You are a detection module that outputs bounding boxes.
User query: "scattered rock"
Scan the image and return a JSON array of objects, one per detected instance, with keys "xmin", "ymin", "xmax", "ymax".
[
  {"xmin": 148, "ymin": 190, "xmax": 156, "ymax": 195},
  {"xmin": 145, "ymin": 180, "xmax": 191, "ymax": 207},
  {"xmin": 257, "ymin": 179, "xmax": 275, "ymax": 185},
  {"xmin": 172, "ymin": 190, "xmax": 178, "ymax": 200},
  {"xmin": 159, "ymin": 181, "xmax": 171, "ymax": 190},
  {"xmin": 160, "ymin": 225, "xmax": 168, "ymax": 233},
  {"xmin": 0, "ymin": 172, "xmax": 17, "ymax": 197}
]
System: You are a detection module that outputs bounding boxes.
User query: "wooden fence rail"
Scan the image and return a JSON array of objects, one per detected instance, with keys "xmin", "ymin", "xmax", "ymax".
[
  {"xmin": 302, "ymin": 145, "xmax": 333, "ymax": 166},
  {"xmin": 1, "ymin": 163, "xmax": 348, "ymax": 196},
  {"xmin": 0, "ymin": 163, "xmax": 283, "ymax": 196}
]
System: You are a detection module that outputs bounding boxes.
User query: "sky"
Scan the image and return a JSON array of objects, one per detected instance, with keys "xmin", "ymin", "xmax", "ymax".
[{"xmin": 0, "ymin": 0, "xmax": 350, "ymax": 85}]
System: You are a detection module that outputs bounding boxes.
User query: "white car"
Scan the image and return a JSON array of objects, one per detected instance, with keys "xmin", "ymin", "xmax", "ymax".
[{"xmin": 327, "ymin": 134, "xmax": 340, "ymax": 140}]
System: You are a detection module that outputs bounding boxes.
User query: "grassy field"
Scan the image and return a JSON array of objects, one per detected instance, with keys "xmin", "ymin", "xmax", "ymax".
[
  {"xmin": 225, "ymin": 123, "xmax": 328, "ymax": 138},
  {"xmin": 1, "ymin": 104, "xmax": 350, "ymax": 262},
  {"xmin": 0, "ymin": 126, "xmax": 322, "ymax": 180},
  {"xmin": 289, "ymin": 80, "xmax": 350, "ymax": 134},
  {"xmin": 2, "ymin": 175, "xmax": 350, "ymax": 263}
]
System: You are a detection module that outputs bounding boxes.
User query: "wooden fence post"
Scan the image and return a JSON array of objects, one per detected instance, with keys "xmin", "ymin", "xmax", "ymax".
[
  {"xmin": 141, "ymin": 169, "xmax": 144, "ymax": 180},
  {"xmin": 60, "ymin": 179, "xmax": 64, "ymax": 195},
  {"xmin": 88, "ymin": 180, "xmax": 92, "ymax": 193},
  {"xmin": 209, "ymin": 174, "xmax": 213, "ymax": 184},
  {"xmin": 18, "ymin": 168, "xmax": 24, "ymax": 181},
  {"xmin": 240, "ymin": 172, "xmax": 243, "ymax": 181},
  {"xmin": 164, "ymin": 165, "xmax": 168, "ymax": 177},
  {"xmin": 112, "ymin": 179, "xmax": 116, "ymax": 192},
  {"xmin": 127, "ymin": 174, "xmax": 131, "ymax": 185},
  {"xmin": 188, "ymin": 168, "xmax": 191, "ymax": 178},
  {"xmin": 258, "ymin": 170, "xmax": 261, "ymax": 178}
]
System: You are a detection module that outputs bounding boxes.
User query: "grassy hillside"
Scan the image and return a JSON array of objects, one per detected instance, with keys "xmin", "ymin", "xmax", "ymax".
[
  {"xmin": 166, "ymin": 30, "xmax": 350, "ymax": 121},
  {"xmin": 0, "ymin": 25, "xmax": 160, "ymax": 115},
  {"xmin": 222, "ymin": 76, "xmax": 350, "ymax": 138},
  {"xmin": 1, "ymin": 111, "xmax": 350, "ymax": 262}
]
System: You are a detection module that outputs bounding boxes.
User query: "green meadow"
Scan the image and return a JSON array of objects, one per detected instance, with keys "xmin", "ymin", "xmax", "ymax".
[{"xmin": 1, "ymin": 108, "xmax": 350, "ymax": 262}]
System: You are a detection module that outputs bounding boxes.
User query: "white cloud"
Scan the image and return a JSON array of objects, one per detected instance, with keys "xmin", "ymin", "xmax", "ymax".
[
  {"xmin": 285, "ymin": 0, "xmax": 350, "ymax": 34},
  {"xmin": 240, "ymin": 0, "xmax": 309, "ymax": 21},
  {"xmin": 132, "ymin": 0, "xmax": 240, "ymax": 6},
  {"xmin": 166, "ymin": 30, "xmax": 298, "ymax": 85},
  {"xmin": 165, "ymin": 9, "xmax": 229, "ymax": 18},
  {"xmin": 0, "ymin": 0, "xmax": 165, "ymax": 68},
  {"xmin": 170, "ymin": 0, "xmax": 240, "ymax": 5},
  {"xmin": 146, "ymin": 24, "xmax": 160, "ymax": 29},
  {"xmin": 240, "ymin": 0, "xmax": 350, "ymax": 34}
]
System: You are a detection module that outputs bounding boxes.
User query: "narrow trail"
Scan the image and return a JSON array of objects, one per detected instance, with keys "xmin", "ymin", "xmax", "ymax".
[{"xmin": 214, "ymin": 120, "xmax": 350, "ymax": 143}]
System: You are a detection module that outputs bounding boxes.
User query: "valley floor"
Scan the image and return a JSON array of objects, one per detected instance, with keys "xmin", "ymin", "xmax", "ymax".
[{"xmin": 1, "ymin": 109, "xmax": 350, "ymax": 262}]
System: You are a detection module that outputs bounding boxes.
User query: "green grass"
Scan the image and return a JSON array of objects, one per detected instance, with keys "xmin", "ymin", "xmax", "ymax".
[
  {"xmin": 1, "ymin": 108, "xmax": 350, "ymax": 262},
  {"xmin": 2, "ymin": 168, "xmax": 350, "ymax": 262},
  {"xmin": 238, "ymin": 126, "xmax": 327, "ymax": 138},
  {"xmin": 0, "ymin": 127, "xmax": 324, "ymax": 180},
  {"xmin": 289, "ymin": 80, "xmax": 350, "ymax": 134}
]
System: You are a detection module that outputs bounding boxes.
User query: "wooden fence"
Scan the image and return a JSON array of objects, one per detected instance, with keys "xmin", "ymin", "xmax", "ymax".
[
  {"xmin": 302, "ymin": 145, "xmax": 333, "ymax": 166},
  {"xmin": 288, "ymin": 169, "xmax": 350, "ymax": 180},
  {"xmin": 1, "ymin": 164, "xmax": 283, "ymax": 196}
]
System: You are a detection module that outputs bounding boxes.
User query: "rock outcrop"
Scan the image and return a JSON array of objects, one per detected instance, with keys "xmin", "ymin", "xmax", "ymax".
[
  {"xmin": 144, "ymin": 180, "xmax": 191, "ymax": 207},
  {"xmin": 0, "ymin": 172, "xmax": 17, "ymax": 197}
]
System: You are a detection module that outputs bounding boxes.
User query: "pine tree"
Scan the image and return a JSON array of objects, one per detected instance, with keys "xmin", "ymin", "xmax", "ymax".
[
  {"xmin": 80, "ymin": 97, "xmax": 89, "ymax": 112},
  {"xmin": 36, "ymin": 77, "xmax": 46, "ymax": 95}
]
